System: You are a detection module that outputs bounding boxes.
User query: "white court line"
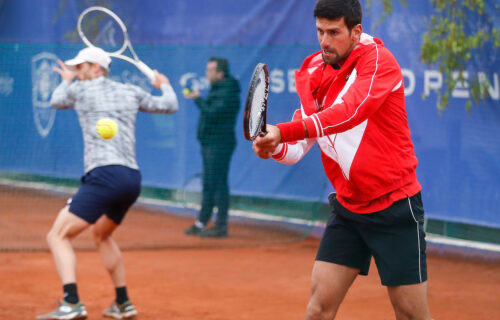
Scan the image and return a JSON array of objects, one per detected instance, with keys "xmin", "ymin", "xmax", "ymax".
[{"xmin": 1, "ymin": 178, "xmax": 499, "ymax": 253}]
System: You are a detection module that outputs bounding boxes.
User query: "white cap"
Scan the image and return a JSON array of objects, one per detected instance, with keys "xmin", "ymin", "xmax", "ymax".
[{"xmin": 65, "ymin": 47, "xmax": 112, "ymax": 71}]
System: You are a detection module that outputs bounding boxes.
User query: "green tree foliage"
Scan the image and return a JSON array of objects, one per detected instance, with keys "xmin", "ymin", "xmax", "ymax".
[
  {"xmin": 369, "ymin": 0, "xmax": 500, "ymax": 112},
  {"xmin": 366, "ymin": 0, "xmax": 407, "ymax": 24},
  {"xmin": 52, "ymin": 0, "xmax": 113, "ymax": 43},
  {"xmin": 421, "ymin": 0, "xmax": 500, "ymax": 111}
]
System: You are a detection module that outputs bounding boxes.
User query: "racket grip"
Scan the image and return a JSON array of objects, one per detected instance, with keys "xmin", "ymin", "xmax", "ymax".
[{"xmin": 136, "ymin": 61, "xmax": 155, "ymax": 81}]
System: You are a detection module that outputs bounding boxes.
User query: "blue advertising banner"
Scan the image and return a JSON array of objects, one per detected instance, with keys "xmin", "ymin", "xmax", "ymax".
[{"xmin": 0, "ymin": 0, "xmax": 499, "ymax": 228}]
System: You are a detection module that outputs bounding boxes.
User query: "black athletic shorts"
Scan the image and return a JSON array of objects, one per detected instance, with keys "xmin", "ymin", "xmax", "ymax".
[
  {"xmin": 68, "ymin": 165, "xmax": 141, "ymax": 225},
  {"xmin": 316, "ymin": 192, "xmax": 427, "ymax": 286}
]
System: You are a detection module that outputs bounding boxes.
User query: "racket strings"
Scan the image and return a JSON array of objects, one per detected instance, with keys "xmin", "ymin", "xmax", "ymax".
[
  {"xmin": 80, "ymin": 11, "xmax": 126, "ymax": 53},
  {"xmin": 249, "ymin": 70, "xmax": 268, "ymax": 138}
]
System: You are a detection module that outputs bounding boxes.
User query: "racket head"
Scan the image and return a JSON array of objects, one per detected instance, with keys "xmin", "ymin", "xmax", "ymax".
[
  {"xmin": 244, "ymin": 63, "xmax": 269, "ymax": 141},
  {"xmin": 77, "ymin": 6, "xmax": 129, "ymax": 56}
]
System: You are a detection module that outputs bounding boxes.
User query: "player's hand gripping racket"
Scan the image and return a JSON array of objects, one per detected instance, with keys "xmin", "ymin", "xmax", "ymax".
[
  {"xmin": 243, "ymin": 63, "xmax": 269, "ymax": 141},
  {"xmin": 77, "ymin": 6, "xmax": 155, "ymax": 81}
]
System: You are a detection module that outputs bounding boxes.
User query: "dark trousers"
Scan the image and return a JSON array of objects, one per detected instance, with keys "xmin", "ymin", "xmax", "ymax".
[{"xmin": 198, "ymin": 143, "xmax": 235, "ymax": 227}]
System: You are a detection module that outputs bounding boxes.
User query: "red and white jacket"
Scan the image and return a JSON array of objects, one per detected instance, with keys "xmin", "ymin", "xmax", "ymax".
[{"xmin": 273, "ymin": 34, "xmax": 421, "ymax": 213}]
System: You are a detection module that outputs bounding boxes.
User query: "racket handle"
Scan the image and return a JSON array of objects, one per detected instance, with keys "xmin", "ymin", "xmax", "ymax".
[{"xmin": 136, "ymin": 61, "xmax": 155, "ymax": 81}]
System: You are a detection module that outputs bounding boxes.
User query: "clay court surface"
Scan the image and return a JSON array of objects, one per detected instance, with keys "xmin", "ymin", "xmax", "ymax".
[
  {"xmin": 0, "ymin": 186, "xmax": 499, "ymax": 319},
  {"xmin": 1, "ymin": 242, "xmax": 499, "ymax": 319}
]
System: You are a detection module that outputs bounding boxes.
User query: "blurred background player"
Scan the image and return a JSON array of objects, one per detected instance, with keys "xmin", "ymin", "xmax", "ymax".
[
  {"xmin": 37, "ymin": 47, "xmax": 178, "ymax": 320},
  {"xmin": 184, "ymin": 57, "xmax": 240, "ymax": 238},
  {"xmin": 252, "ymin": 0, "xmax": 433, "ymax": 319}
]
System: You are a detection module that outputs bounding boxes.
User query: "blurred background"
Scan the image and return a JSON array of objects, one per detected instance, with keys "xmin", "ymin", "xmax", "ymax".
[{"xmin": 0, "ymin": 0, "xmax": 499, "ymax": 250}]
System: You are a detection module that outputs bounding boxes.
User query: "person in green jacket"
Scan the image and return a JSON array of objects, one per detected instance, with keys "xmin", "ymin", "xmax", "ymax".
[{"xmin": 184, "ymin": 57, "xmax": 240, "ymax": 237}]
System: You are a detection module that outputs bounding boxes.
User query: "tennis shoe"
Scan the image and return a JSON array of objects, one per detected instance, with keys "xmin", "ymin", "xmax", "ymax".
[
  {"xmin": 200, "ymin": 225, "xmax": 228, "ymax": 238},
  {"xmin": 102, "ymin": 300, "xmax": 138, "ymax": 319},
  {"xmin": 184, "ymin": 223, "xmax": 205, "ymax": 235},
  {"xmin": 36, "ymin": 300, "xmax": 87, "ymax": 319}
]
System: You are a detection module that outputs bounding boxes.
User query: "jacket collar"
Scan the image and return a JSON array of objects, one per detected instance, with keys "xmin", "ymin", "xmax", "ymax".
[{"xmin": 295, "ymin": 33, "xmax": 383, "ymax": 115}]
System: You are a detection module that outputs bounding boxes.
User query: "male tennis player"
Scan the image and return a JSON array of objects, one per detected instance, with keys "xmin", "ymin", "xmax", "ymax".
[
  {"xmin": 252, "ymin": 0, "xmax": 433, "ymax": 319},
  {"xmin": 37, "ymin": 47, "xmax": 178, "ymax": 320}
]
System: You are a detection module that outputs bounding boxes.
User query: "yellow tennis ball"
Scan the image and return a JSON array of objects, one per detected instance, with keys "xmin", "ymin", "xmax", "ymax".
[
  {"xmin": 96, "ymin": 118, "xmax": 118, "ymax": 140},
  {"xmin": 183, "ymin": 88, "xmax": 191, "ymax": 96}
]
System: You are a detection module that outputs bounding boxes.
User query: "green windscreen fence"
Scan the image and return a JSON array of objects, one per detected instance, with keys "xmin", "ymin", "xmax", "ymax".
[{"xmin": 0, "ymin": 172, "xmax": 329, "ymax": 251}]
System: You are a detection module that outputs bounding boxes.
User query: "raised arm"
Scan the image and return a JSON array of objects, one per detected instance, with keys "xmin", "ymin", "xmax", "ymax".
[
  {"xmin": 138, "ymin": 70, "xmax": 179, "ymax": 113},
  {"xmin": 50, "ymin": 59, "xmax": 77, "ymax": 109}
]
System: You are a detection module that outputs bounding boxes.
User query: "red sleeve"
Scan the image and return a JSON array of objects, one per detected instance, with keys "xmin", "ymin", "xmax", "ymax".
[{"xmin": 276, "ymin": 108, "xmax": 305, "ymax": 143}]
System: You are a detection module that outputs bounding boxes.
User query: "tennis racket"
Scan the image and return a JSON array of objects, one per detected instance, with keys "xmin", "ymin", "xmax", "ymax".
[
  {"xmin": 77, "ymin": 6, "xmax": 155, "ymax": 81},
  {"xmin": 243, "ymin": 63, "xmax": 269, "ymax": 141}
]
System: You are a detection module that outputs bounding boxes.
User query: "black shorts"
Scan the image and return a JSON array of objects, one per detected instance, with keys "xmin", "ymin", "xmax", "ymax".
[
  {"xmin": 68, "ymin": 165, "xmax": 141, "ymax": 225},
  {"xmin": 316, "ymin": 192, "xmax": 427, "ymax": 286}
]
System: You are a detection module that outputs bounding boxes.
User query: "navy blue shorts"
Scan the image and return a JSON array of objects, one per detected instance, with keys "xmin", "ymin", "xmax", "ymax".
[
  {"xmin": 316, "ymin": 192, "xmax": 427, "ymax": 286},
  {"xmin": 68, "ymin": 165, "xmax": 141, "ymax": 225}
]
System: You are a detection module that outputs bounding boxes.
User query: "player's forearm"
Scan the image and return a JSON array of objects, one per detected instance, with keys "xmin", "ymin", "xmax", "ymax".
[
  {"xmin": 277, "ymin": 90, "xmax": 382, "ymax": 141},
  {"xmin": 277, "ymin": 108, "xmax": 368, "ymax": 142},
  {"xmin": 143, "ymin": 83, "xmax": 179, "ymax": 113},
  {"xmin": 271, "ymin": 139, "xmax": 315, "ymax": 165},
  {"xmin": 276, "ymin": 120, "xmax": 308, "ymax": 143},
  {"xmin": 159, "ymin": 83, "xmax": 179, "ymax": 113},
  {"xmin": 50, "ymin": 81, "xmax": 75, "ymax": 109}
]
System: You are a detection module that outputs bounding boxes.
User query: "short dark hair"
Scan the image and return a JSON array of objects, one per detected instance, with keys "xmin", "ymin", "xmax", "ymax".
[
  {"xmin": 313, "ymin": 0, "xmax": 362, "ymax": 31},
  {"xmin": 209, "ymin": 57, "xmax": 229, "ymax": 77}
]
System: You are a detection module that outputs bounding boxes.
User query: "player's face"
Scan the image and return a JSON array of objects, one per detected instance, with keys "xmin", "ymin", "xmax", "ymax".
[
  {"xmin": 74, "ymin": 62, "xmax": 103, "ymax": 81},
  {"xmin": 206, "ymin": 61, "xmax": 223, "ymax": 84},
  {"xmin": 74, "ymin": 62, "xmax": 94, "ymax": 81},
  {"xmin": 316, "ymin": 17, "xmax": 362, "ymax": 66}
]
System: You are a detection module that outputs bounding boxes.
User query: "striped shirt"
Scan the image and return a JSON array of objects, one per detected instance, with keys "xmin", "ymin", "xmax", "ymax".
[{"xmin": 50, "ymin": 76, "xmax": 178, "ymax": 173}]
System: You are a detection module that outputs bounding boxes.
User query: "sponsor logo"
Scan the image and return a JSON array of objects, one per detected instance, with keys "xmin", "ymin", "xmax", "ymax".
[
  {"xmin": 31, "ymin": 52, "xmax": 59, "ymax": 138},
  {"xmin": 179, "ymin": 72, "xmax": 208, "ymax": 91}
]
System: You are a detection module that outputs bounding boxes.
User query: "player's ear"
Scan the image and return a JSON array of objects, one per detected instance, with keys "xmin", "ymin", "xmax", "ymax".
[
  {"xmin": 92, "ymin": 63, "xmax": 104, "ymax": 75},
  {"xmin": 351, "ymin": 24, "xmax": 362, "ymax": 42}
]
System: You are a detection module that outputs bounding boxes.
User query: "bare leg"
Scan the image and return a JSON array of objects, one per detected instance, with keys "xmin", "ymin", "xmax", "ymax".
[
  {"xmin": 46, "ymin": 206, "xmax": 89, "ymax": 284},
  {"xmin": 91, "ymin": 215, "xmax": 125, "ymax": 287},
  {"xmin": 387, "ymin": 281, "xmax": 433, "ymax": 320},
  {"xmin": 305, "ymin": 261, "xmax": 359, "ymax": 320}
]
